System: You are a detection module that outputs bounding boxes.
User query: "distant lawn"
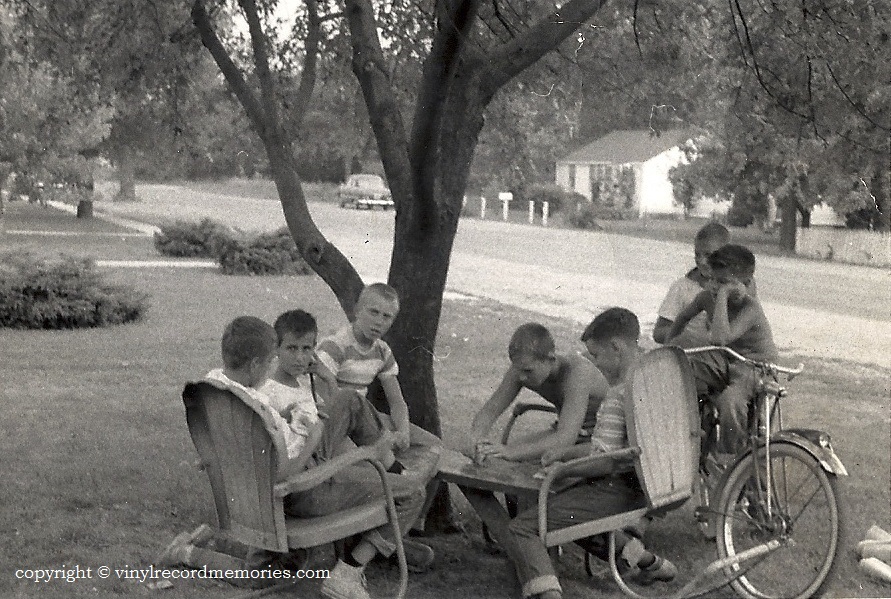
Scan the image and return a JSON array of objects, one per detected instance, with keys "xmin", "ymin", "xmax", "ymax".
[
  {"xmin": 1, "ymin": 265, "xmax": 887, "ymax": 598},
  {"xmin": 0, "ymin": 201, "xmax": 159, "ymax": 262},
  {"xmin": 181, "ymin": 178, "xmax": 341, "ymax": 206},
  {"xmin": 2, "ymin": 200, "xmax": 132, "ymax": 235}
]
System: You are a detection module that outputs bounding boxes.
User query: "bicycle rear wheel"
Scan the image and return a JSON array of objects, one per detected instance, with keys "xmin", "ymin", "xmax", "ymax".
[{"xmin": 716, "ymin": 442, "xmax": 840, "ymax": 599}]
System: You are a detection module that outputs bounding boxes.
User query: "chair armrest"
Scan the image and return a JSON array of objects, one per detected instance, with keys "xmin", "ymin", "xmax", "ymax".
[
  {"xmin": 501, "ymin": 402, "xmax": 559, "ymax": 445},
  {"xmin": 274, "ymin": 445, "xmax": 381, "ymax": 497},
  {"xmin": 512, "ymin": 402, "xmax": 558, "ymax": 418},
  {"xmin": 537, "ymin": 447, "xmax": 641, "ymax": 541}
]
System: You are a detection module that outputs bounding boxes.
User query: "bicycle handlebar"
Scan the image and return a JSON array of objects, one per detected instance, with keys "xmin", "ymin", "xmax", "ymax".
[{"xmin": 683, "ymin": 346, "xmax": 804, "ymax": 377}]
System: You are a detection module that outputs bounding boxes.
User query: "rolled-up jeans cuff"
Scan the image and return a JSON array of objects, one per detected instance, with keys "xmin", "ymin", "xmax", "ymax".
[
  {"xmin": 364, "ymin": 529, "xmax": 396, "ymax": 557},
  {"xmin": 522, "ymin": 574, "xmax": 561, "ymax": 598}
]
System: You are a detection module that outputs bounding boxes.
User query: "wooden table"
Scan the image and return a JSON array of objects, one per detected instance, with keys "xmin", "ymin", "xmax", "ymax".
[{"xmin": 437, "ymin": 448, "xmax": 570, "ymax": 560}]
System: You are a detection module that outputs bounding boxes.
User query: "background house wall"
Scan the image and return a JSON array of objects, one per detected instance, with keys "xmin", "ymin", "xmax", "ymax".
[{"xmin": 637, "ymin": 146, "xmax": 684, "ymax": 216}]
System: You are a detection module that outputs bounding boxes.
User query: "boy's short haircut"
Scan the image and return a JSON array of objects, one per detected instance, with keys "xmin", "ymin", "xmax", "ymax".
[
  {"xmin": 358, "ymin": 283, "xmax": 400, "ymax": 308},
  {"xmin": 695, "ymin": 222, "xmax": 730, "ymax": 245},
  {"xmin": 708, "ymin": 244, "xmax": 756, "ymax": 280},
  {"xmin": 221, "ymin": 316, "xmax": 277, "ymax": 370},
  {"xmin": 273, "ymin": 310, "xmax": 317, "ymax": 344},
  {"xmin": 508, "ymin": 323, "xmax": 556, "ymax": 361},
  {"xmin": 581, "ymin": 307, "xmax": 640, "ymax": 344}
]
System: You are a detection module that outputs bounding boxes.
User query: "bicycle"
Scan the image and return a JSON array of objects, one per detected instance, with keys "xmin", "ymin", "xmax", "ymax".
[{"xmin": 686, "ymin": 346, "xmax": 847, "ymax": 599}]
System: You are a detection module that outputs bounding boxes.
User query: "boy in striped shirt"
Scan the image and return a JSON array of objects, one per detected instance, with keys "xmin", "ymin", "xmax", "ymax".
[{"xmin": 506, "ymin": 308, "xmax": 676, "ymax": 599}]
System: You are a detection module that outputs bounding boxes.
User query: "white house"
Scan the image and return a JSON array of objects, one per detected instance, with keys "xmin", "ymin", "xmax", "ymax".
[{"xmin": 555, "ymin": 129, "xmax": 696, "ymax": 217}]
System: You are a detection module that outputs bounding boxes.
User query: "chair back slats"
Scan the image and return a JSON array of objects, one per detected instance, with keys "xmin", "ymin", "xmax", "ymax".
[
  {"xmin": 624, "ymin": 347, "xmax": 700, "ymax": 510},
  {"xmin": 182, "ymin": 382, "xmax": 287, "ymax": 552}
]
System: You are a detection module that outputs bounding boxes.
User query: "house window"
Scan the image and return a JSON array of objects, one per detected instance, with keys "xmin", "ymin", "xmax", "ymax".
[{"xmin": 568, "ymin": 164, "xmax": 576, "ymax": 191}]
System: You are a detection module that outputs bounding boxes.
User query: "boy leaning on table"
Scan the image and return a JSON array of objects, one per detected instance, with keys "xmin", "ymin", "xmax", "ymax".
[{"xmin": 506, "ymin": 308, "xmax": 677, "ymax": 599}]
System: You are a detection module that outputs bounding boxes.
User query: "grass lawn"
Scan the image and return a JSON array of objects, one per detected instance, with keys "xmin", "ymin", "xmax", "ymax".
[{"xmin": 1, "ymin": 261, "xmax": 888, "ymax": 598}]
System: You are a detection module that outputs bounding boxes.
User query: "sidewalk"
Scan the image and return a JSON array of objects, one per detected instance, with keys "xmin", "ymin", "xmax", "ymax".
[{"xmin": 47, "ymin": 200, "xmax": 160, "ymax": 236}]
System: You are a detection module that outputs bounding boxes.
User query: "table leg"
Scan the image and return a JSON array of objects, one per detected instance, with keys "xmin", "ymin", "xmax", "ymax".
[{"xmin": 461, "ymin": 487, "xmax": 525, "ymax": 565}]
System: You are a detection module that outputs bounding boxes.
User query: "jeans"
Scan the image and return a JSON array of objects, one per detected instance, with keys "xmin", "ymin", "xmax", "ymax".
[
  {"xmin": 284, "ymin": 389, "xmax": 426, "ymax": 557},
  {"xmin": 508, "ymin": 473, "xmax": 646, "ymax": 598}
]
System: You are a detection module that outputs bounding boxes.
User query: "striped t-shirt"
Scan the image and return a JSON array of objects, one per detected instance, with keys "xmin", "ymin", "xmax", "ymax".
[
  {"xmin": 316, "ymin": 326, "xmax": 399, "ymax": 395},
  {"xmin": 589, "ymin": 382, "xmax": 628, "ymax": 454}
]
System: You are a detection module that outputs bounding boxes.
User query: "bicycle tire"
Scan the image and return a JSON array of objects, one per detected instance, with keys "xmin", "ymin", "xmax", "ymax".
[{"xmin": 716, "ymin": 442, "xmax": 840, "ymax": 599}]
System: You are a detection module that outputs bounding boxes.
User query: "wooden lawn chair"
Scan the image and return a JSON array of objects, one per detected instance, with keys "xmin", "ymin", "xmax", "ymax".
[
  {"xmin": 182, "ymin": 381, "xmax": 408, "ymax": 598},
  {"xmin": 536, "ymin": 347, "xmax": 700, "ymax": 596}
]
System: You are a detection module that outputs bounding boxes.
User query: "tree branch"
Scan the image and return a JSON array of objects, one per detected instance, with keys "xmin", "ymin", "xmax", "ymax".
[
  {"xmin": 237, "ymin": 0, "xmax": 281, "ymax": 130},
  {"xmin": 291, "ymin": 0, "xmax": 321, "ymax": 132},
  {"xmin": 191, "ymin": 0, "xmax": 270, "ymax": 139},
  {"xmin": 408, "ymin": 0, "xmax": 481, "ymax": 211},
  {"xmin": 483, "ymin": 0, "xmax": 608, "ymax": 92},
  {"xmin": 343, "ymin": 0, "xmax": 413, "ymax": 211}
]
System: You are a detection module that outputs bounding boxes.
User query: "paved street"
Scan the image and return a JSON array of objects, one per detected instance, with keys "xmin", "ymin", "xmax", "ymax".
[{"xmin": 99, "ymin": 185, "xmax": 891, "ymax": 367}]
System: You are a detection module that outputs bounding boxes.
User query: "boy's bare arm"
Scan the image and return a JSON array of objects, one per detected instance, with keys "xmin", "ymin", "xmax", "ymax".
[
  {"xmin": 666, "ymin": 293, "xmax": 707, "ymax": 343},
  {"xmin": 379, "ymin": 374, "xmax": 411, "ymax": 450},
  {"xmin": 466, "ymin": 370, "xmax": 522, "ymax": 455},
  {"xmin": 709, "ymin": 286, "xmax": 759, "ymax": 346},
  {"xmin": 281, "ymin": 420, "xmax": 325, "ymax": 478},
  {"xmin": 652, "ymin": 316, "xmax": 674, "ymax": 344},
  {"xmin": 499, "ymin": 357, "xmax": 606, "ymax": 462}
]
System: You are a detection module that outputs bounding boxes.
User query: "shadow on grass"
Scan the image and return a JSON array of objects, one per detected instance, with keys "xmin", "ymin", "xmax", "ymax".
[{"xmin": 0, "ymin": 268, "xmax": 886, "ymax": 598}]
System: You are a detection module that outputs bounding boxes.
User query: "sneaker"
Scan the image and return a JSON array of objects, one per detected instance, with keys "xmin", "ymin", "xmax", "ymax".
[
  {"xmin": 156, "ymin": 533, "xmax": 192, "ymax": 567},
  {"xmin": 401, "ymin": 539, "xmax": 435, "ymax": 573},
  {"xmin": 635, "ymin": 556, "xmax": 678, "ymax": 586},
  {"xmin": 320, "ymin": 560, "xmax": 371, "ymax": 599}
]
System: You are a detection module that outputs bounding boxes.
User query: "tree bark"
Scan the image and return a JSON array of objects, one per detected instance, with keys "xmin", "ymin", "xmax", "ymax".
[
  {"xmin": 117, "ymin": 145, "xmax": 137, "ymax": 201},
  {"xmin": 779, "ymin": 195, "xmax": 797, "ymax": 252}
]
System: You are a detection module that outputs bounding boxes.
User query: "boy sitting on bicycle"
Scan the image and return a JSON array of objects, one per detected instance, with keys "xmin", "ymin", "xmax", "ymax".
[
  {"xmin": 666, "ymin": 244, "xmax": 777, "ymax": 454},
  {"xmin": 506, "ymin": 308, "xmax": 677, "ymax": 599}
]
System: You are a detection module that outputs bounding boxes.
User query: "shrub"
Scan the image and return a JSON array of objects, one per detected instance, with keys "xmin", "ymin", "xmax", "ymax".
[
  {"xmin": 567, "ymin": 202, "xmax": 635, "ymax": 229},
  {"xmin": 522, "ymin": 184, "xmax": 586, "ymax": 214},
  {"xmin": 566, "ymin": 202, "xmax": 603, "ymax": 230},
  {"xmin": 0, "ymin": 255, "xmax": 148, "ymax": 329},
  {"xmin": 218, "ymin": 228, "xmax": 313, "ymax": 276},
  {"xmin": 726, "ymin": 201, "xmax": 755, "ymax": 227},
  {"xmin": 154, "ymin": 218, "xmax": 237, "ymax": 258}
]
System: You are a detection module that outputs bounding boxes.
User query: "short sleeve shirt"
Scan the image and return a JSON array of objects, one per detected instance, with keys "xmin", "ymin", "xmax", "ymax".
[
  {"xmin": 204, "ymin": 369, "xmax": 308, "ymax": 460},
  {"xmin": 316, "ymin": 326, "xmax": 399, "ymax": 395},
  {"xmin": 259, "ymin": 377, "xmax": 320, "ymax": 428},
  {"xmin": 589, "ymin": 382, "xmax": 628, "ymax": 454},
  {"xmin": 658, "ymin": 270, "xmax": 709, "ymax": 339}
]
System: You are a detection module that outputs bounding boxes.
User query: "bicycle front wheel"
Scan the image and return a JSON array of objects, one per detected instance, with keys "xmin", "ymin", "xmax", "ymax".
[{"xmin": 716, "ymin": 442, "xmax": 840, "ymax": 599}]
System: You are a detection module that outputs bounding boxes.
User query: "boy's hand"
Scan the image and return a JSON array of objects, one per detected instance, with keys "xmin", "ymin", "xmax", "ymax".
[
  {"xmin": 473, "ymin": 441, "xmax": 506, "ymax": 465},
  {"xmin": 393, "ymin": 427, "xmax": 411, "ymax": 452},
  {"xmin": 372, "ymin": 430, "xmax": 397, "ymax": 462},
  {"xmin": 540, "ymin": 447, "xmax": 565, "ymax": 467}
]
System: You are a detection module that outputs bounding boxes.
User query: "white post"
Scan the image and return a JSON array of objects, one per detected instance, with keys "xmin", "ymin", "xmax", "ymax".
[
  {"xmin": 528, "ymin": 201, "xmax": 535, "ymax": 224},
  {"xmin": 499, "ymin": 192, "xmax": 513, "ymax": 221},
  {"xmin": 542, "ymin": 201, "xmax": 550, "ymax": 227},
  {"xmin": 480, "ymin": 196, "xmax": 486, "ymax": 219}
]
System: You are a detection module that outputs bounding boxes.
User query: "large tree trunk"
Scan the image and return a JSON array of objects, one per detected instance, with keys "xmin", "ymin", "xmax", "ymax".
[
  {"xmin": 779, "ymin": 195, "xmax": 797, "ymax": 251},
  {"xmin": 116, "ymin": 145, "xmax": 137, "ymax": 202}
]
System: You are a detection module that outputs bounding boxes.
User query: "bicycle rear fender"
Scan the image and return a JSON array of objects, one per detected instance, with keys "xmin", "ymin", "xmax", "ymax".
[{"xmin": 766, "ymin": 429, "xmax": 848, "ymax": 476}]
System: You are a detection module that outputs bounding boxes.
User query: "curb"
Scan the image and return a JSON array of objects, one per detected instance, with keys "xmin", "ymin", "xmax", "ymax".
[{"xmin": 47, "ymin": 201, "xmax": 161, "ymax": 236}]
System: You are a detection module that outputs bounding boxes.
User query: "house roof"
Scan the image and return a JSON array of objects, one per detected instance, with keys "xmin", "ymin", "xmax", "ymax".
[{"xmin": 559, "ymin": 129, "xmax": 693, "ymax": 165}]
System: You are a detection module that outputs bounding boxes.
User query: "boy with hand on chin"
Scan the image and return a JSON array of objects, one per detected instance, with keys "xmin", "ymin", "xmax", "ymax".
[
  {"xmin": 506, "ymin": 309, "xmax": 676, "ymax": 599},
  {"xmin": 653, "ymin": 222, "xmax": 730, "ymax": 347},
  {"xmin": 667, "ymin": 244, "xmax": 777, "ymax": 454}
]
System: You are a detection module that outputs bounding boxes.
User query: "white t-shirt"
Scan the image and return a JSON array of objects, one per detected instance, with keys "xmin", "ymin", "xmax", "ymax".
[
  {"xmin": 203, "ymin": 369, "xmax": 309, "ymax": 460},
  {"xmin": 259, "ymin": 377, "xmax": 319, "ymax": 430},
  {"xmin": 657, "ymin": 274, "xmax": 709, "ymax": 341}
]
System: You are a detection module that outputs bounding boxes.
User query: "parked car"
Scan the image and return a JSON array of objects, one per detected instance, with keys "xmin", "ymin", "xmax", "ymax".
[{"xmin": 337, "ymin": 174, "xmax": 394, "ymax": 210}]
